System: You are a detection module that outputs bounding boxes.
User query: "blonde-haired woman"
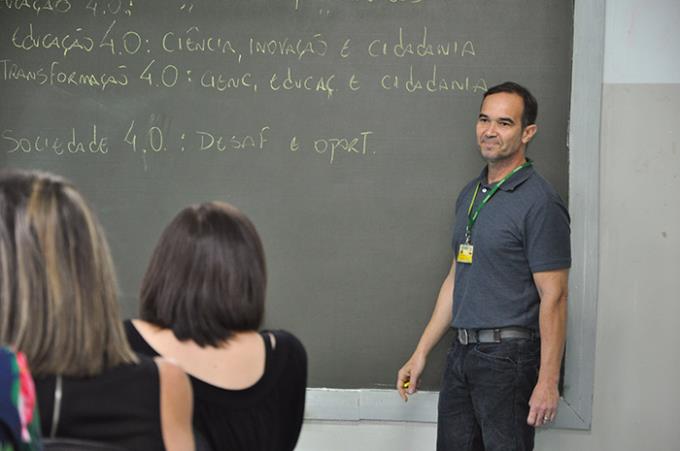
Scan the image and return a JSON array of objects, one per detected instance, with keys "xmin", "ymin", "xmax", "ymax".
[{"xmin": 0, "ymin": 169, "xmax": 194, "ymax": 451}]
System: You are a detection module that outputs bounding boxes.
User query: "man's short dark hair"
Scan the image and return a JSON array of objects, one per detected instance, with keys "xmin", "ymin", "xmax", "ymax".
[
  {"xmin": 483, "ymin": 81, "xmax": 538, "ymax": 129},
  {"xmin": 140, "ymin": 202, "xmax": 266, "ymax": 347}
]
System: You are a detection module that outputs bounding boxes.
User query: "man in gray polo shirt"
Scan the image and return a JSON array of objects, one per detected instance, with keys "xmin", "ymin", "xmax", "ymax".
[{"xmin": 397, "ymin": 82, "xmax": 570, "ymax": 451}]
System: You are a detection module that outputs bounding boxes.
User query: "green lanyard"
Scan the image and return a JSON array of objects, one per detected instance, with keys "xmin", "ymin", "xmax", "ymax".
[{"xmin": 465, "ymin": 160, "xmax": 533, "ymax": 244}]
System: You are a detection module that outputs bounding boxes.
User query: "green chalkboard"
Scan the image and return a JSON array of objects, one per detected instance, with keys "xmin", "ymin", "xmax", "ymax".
[{"xmin": 0, "ymin": 0, "xmax": 572, "ymax": 389}]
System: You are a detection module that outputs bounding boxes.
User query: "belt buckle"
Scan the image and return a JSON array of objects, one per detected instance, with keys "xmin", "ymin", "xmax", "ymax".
[
  {"xmin": 493, "ymin": 328, "xmax": 502, "ymax": 343},
  {"xmin": 459, "ymin": 329, "xmax": 469, "ymax": 345}
]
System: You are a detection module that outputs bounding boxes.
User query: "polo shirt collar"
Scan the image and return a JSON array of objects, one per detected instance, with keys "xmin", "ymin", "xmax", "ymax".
[{"xmin": 478, "ymin": 163, "xmax": 534, "ymax": 191}]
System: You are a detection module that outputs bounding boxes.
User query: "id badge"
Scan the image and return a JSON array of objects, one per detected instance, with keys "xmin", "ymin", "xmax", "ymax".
[{"xmin": 457, "ymin": 243, "xmax": 474, "ymax": 264}]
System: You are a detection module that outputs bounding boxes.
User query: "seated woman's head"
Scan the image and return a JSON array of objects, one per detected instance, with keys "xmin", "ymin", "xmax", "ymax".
[
  {"xmin": 140, "ymin": 202, "xmax": 266, "ymax": 347},
  {"xmin": 0, "ymin": 169, "xmax": 136, "ymax": 376}
]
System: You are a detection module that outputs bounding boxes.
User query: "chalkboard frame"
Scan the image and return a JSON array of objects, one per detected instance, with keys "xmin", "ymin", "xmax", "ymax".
[
  {"xmin": 304, "ymin": 0, "xmax": 603, "ymax": 430},
  {"xmin": 0, "ymin": 0, "xmax": 575, "ymax": 393}
]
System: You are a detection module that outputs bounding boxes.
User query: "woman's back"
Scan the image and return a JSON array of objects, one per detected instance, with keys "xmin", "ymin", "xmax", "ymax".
[
  {"xmin": 34, "ymin": 355, "xmax": 164, "ymax": 451},
  {"xmin": 125, "ymin": 321, "xmax": 307, "ymax": 451}
]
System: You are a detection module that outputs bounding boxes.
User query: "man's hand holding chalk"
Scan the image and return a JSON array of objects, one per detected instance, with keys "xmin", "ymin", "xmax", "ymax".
[{"xmin": 397, "ymin": 353, "xmax": 426, "ymax": 402}]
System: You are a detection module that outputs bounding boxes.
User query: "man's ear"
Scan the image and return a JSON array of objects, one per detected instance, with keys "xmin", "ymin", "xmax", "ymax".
[{"xmin": 522, "ymin": 124, "xmax": 538, "ymax": 144}]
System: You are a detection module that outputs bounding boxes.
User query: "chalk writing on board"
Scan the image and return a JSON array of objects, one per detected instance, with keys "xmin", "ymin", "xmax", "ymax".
[
  {"xmin": 158, "ymin": 28, "xmax": 472, "ymax": 62},
  {"xmin": 124, "ymin": 121, "xmax": 167, "ymax": 154},
  {"xmin": 249, "ymin": 35, "xmax": 328, "ymax": 60},
  {"xmin": 200, "ymin": 70, "xmax": 257, "ymax": 93},
  {"xmin": 85, "ymin": 0, "xmax": 133, "ymax": 17},
  {"xmin": 0, "ymin": 58, "xmax": 486, "ymax": 96},
  {"xmin": 138, "ymin": 63, "xmax": 260, "ymax": 93},
  {"xmin": 0, "ymin": 59, "xmax": 130, "ymax": 90},
  {"xmin": 0, "ymin": 0, "xmax": 72, "ymax": 15},
  {"xmin": 194, "ymin": 127, "xmax": 272, "ymax": 153},
  {"xmin": 1, "ymin": 59, "xmax": 47, "ymax": 83},
  {"xmin": 380, "ymin": 65, "xmax": 487, "ymax": 94},
  {"xmin": 178, "ymin": 3, "xmax": 193, "ymax": 14},
  {"xmin": 162, "ymin": 27, "xmax": 241, "ymax": 61},
  {"xmin": 3, "ymin": 14, "xmax": 487, "ymax": 98},
  {"xmin": 98, "ymin": 20, "xmax": 149, "ymax": 56},
  {"xmin": 11, "ymin": 23, "xmax": 96, "ymax": 57},
  {"xmin": 367, "ymin": 27, "xmax": 475, "ymax": 58},
  {"xmin": 139, "ymin": 60, "xmax": 186, "ymax": 89},
  {"xmin": 1, "ymin": 121, "xmax": 376, "ymax": 169},
  {"xmin": 122, "ymin": 120, "xmax": 374, "ymax": 165},
  {"xmin": 0, "ymin": 0, "xmax": 428, "ymax": 16},
  {"xmin": 2, "ymin": 125, "xmax": 109, "ymax": 155},
  {"xmin": 10, "ymin": 21, "xmax": 149, "ymax": 57},
  {"xmin": 339, "ymin": 38, "xmax": 352, "ymax": 58},
  {"xmin": 270, "ymin": 67, "xmax": 335, "ymax": 98},
  {"xmin": 290, "ymin": 131, "xmax": 374, "ymax": 165},
  {"xmin": 9, "ymin": 21, "xmax": 478, "ymax": 62}
]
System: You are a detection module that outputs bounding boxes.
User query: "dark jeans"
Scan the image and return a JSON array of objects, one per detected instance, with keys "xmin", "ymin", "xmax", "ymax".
[{"xmin": 437, "ymin": 338, "xmax": 540, "ymax": 451}]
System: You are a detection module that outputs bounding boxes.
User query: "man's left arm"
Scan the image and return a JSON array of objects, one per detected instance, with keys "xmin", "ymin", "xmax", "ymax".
[{"xmin": 527, "ymin": 268, "xmax": 569, "ymax": 427}]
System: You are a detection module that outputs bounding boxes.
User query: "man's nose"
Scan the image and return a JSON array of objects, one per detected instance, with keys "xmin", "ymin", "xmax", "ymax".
[{"xmin": 483, "ymin": 122, "xmax": 498, "ymax": 136}]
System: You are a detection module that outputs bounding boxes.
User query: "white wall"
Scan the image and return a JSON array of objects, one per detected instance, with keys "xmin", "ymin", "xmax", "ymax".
[
  {"xmin": 603, "ymin": 0, "xmax": 680, "ymax": 84},
  {"xmin": 296, "ymin": 1, "xmax": 680, "ymax": 449}
]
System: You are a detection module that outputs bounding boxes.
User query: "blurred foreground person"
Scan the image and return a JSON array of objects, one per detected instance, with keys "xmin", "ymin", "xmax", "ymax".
[
  {"xmin": 126, "ymin": 202, "xmax": 307, "ymax": 451},
  {"xmin": 0, "ymin": 347, "xmax": 41, "ymax": 451},
  {"xmin": 0, "ymin": 170, "xmax": 194, "ymax": 451}
]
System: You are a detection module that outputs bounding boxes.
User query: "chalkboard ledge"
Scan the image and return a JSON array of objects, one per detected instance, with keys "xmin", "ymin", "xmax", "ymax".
[
  {"xmin": 304, "ymin": 388, "xmax": 438, "ymax": 423},
  {"xmin": 304, "ymin": 389, "xmax": 588, "ymax": 429}
]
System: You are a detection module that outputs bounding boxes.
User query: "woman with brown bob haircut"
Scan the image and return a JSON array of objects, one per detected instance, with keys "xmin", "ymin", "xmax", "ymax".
[
  {"xmin": 125, "ymin": 202, "xmax": 307, "ymax": 451},
  {"xmin": 0, "ymin": 169, "xmax": 194, "ymax": 450}
]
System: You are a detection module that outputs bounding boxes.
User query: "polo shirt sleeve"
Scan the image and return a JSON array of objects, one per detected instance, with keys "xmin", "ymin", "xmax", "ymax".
[{"xmin": 525, "ymin": 194, "xmax": 571, "ymax": 273}]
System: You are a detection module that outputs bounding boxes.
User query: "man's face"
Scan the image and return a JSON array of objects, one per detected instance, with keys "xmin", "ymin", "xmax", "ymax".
[{"xmin": 476, "ymin": 92, "xmax": 537, "ymax": 164}]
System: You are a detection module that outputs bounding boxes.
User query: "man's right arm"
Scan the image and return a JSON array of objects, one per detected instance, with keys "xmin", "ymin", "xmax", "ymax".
[{"xmin": 396, "ymin": 261, "xmax": 456, "ymax": 401}]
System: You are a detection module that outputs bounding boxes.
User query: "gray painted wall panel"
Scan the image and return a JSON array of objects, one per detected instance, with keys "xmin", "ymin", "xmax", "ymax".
[
  {"xmin": 604, "ymin": 0, "xmax": 680, "ymax": 83},
  {"xmin": 535, "ymin": 83, "xmax": 680, "ymax": 450}
]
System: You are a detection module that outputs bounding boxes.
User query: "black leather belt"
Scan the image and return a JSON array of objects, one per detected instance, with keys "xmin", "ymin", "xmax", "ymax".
[{"xmin": 456, "ymin": 327, "xmax": 537, "ymax": 345}]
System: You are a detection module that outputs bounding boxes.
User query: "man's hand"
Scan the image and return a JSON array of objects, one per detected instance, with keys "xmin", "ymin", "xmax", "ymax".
[
  {"xmin": 396, "ymin": 262, "xmax": 456, "ymax": 403},
  {"xmin": 526, "ymin": 380, "xmax": 559, "ymax": 427},
  {"xmin": 396, "ymin": 353, "xmax": 426, "ymax": 402},
  {"xmin": 528, "ymin": 268, "xmax": 568, "ymax": 428}
]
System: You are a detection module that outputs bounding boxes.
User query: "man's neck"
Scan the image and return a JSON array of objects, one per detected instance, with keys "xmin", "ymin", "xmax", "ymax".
[{"xmin": 486, "ymin": 154, "xmax": 527, "ymax": 184}]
